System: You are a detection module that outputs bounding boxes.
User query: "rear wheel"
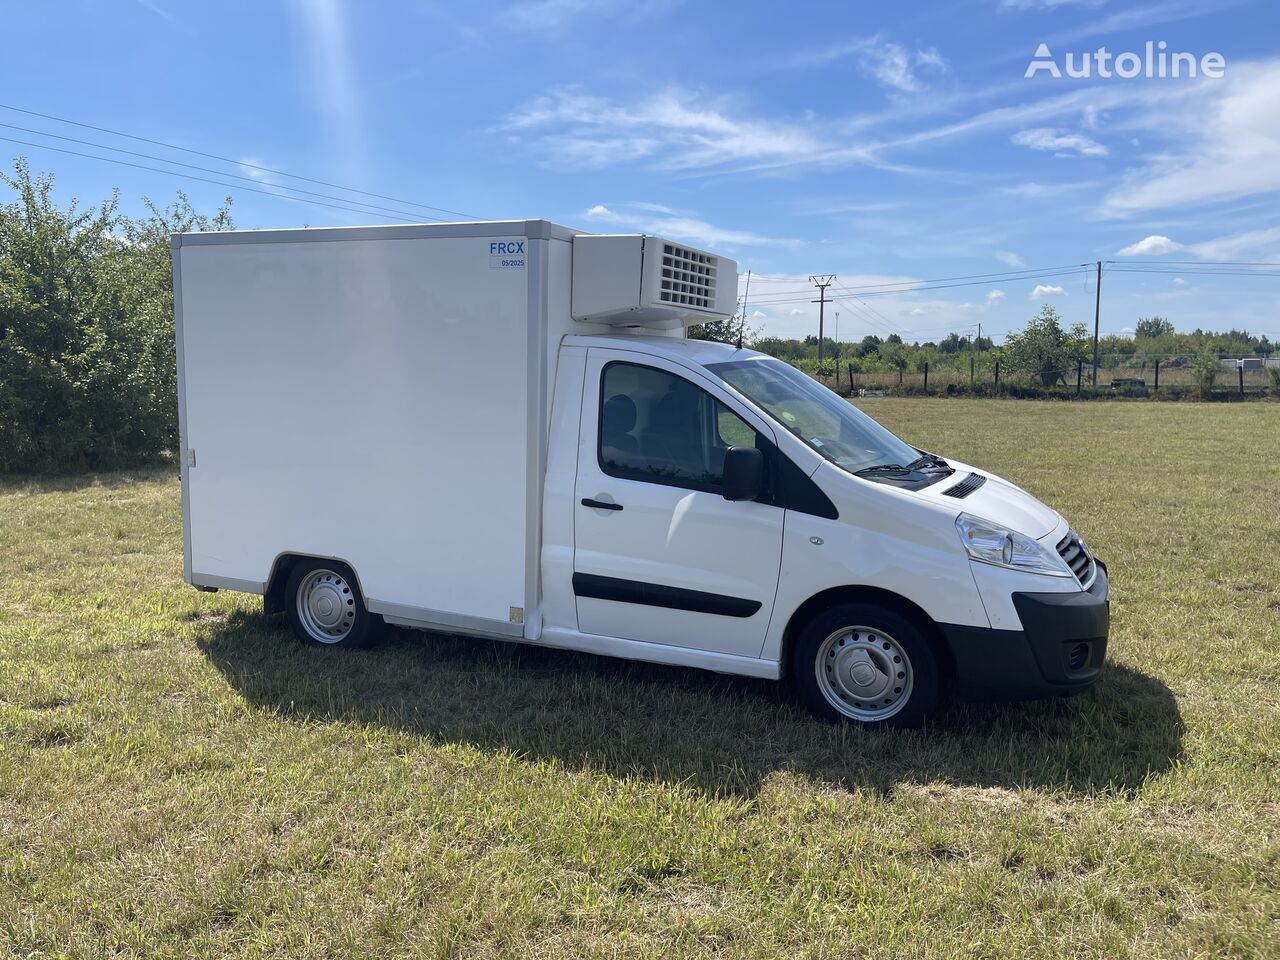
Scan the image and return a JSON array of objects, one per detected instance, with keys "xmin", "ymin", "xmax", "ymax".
[
  {"xmin": 285, "ymin": 560, "xmax": 377, "ymax": 648},
  {"xmin": 791, "ymin": 602, "xmax": 940, "ymax": 729}
]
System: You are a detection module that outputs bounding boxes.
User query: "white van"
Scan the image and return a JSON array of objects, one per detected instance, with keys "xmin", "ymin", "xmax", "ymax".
[{"xmin": 171, "ymin": 220, "xmax": 1109, "ymax": 729}]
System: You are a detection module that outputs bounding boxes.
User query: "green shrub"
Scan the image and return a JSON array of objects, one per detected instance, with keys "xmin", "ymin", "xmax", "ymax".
[
  {"xmin": 0, "ymin": 162, "xmax": 230, "ymax": 472},
  {"xmin": 1191, "ymin": 348, "xmax": 1221, "ymax": 400}
]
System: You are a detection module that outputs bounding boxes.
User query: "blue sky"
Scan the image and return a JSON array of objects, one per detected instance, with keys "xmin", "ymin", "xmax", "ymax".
[{"xmin": 4, "ymin": 0, "xmax": 1279, "ymax": 343}]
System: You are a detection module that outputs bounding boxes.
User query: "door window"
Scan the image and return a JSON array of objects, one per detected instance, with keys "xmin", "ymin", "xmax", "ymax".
[{"xmin": 599, "ymin": 362, "xmax": 759, "ymax": 494}]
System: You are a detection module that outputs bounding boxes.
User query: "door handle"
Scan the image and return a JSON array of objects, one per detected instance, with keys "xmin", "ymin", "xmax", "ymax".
[{"xmin": 581, "ymin": 498, "xmax": 623, "ymax": 511}]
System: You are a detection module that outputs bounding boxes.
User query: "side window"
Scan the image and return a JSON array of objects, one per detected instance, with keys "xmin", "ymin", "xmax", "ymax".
[{"xmin": 599, "ymin": 362, "xmax": 761, "ymax": 493}]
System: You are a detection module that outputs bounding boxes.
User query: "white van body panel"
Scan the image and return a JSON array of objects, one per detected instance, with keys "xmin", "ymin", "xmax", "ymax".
[{"xmin": 177, "ymin": 230, "xmax": 535, "ymax": 633}]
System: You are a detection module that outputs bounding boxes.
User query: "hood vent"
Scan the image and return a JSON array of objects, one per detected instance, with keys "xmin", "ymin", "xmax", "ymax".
[{"xmin": 942, "ymin": 473, "xmax": 986, "ymax": 499}]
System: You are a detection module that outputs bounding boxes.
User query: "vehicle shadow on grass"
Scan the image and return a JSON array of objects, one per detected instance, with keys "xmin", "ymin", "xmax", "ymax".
[{"xmin": 201, "ymin": 611, "xmax": 1184, "ymax": 798}]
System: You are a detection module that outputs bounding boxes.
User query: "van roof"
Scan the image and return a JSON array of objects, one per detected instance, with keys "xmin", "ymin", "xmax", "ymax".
[{"xmin": 563, "ymin": 334, "xmax": 765, "ymax": 368}]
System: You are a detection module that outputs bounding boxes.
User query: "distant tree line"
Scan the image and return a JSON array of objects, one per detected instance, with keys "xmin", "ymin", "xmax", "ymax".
[{"xmin": 717, "ymin": 306, "xmax": 1272, "ymax": 390}]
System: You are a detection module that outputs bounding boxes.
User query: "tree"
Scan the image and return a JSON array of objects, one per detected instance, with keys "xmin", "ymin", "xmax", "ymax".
[
  {"xmin": 1136, "ymin": 316, "xmax": 1175, "ymax": 338},
  {"xmin": 856, "ymin": 334, "xmax": 882, "ymax": 358},
  {"xmin": 1002, "ymin": 305, "xmax": 1090, "ymax": 387},
  {"xmin": 885, "ymin": 333, "xmax": 903, "ymax": 345},
  {"xmin": 0, "ymin": 161, "xmax": 231, "ymax": 471},
  {"xmin": 688, "ymin": 311, "xmax": 761, "ymax": 346}
]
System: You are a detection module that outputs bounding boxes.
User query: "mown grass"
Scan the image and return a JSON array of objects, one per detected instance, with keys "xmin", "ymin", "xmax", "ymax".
[{"xmin": 1, "ymin": 400, "xmax": 1277, "ymax": 958}]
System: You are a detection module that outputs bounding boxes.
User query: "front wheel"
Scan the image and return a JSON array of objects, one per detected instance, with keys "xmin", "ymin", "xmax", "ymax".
[
  {"xmin": 791, "ymin": 602, "xmax": 941, "ymax": 729},
  {"xmin": 285, "ymin": 560, "xmax": 378, "ymax": 648}
]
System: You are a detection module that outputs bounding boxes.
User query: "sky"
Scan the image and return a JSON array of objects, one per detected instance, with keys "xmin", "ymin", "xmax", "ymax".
[{"xmin": 3, "ymin": 0, "xmax": 1279, "ymax": 344}]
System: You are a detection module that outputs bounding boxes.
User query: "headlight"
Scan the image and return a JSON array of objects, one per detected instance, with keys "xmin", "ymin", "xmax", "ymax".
[{"xmin": 955, "ymin": 513, "xmax": 1073, "ymax": 578}]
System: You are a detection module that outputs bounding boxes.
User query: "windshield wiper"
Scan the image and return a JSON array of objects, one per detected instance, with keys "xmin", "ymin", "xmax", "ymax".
[
  {"xmin": 854, "ymin": 462, "xmax": 909, "ymax": 475},
  {"xmin": 905, "ymin": 452, "xmax": 950, "ymax": 471}
]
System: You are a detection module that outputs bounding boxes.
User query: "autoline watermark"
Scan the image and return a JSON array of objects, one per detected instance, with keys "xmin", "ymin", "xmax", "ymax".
[{"xmin": 1026, "ymin": 42, "xmax": 1226, "ymax": 79}]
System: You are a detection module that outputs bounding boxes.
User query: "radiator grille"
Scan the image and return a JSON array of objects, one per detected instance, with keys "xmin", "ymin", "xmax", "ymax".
[
  {"xmin": 942, "ymin": 473, "xmax": 986, "ymax": 498},
  {"xmin": 1056, "ymin": 530, "xmax": 1095, "ymax": 586},
  {"xmin": 658, "ymin": 243, "xmax": 717, "ymax": 309}
]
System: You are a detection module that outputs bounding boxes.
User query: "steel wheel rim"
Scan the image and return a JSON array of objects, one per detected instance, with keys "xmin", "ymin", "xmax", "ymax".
[
  {"xmin": 296, "ymin": 569, "xmax": 357, "ymax": 643},
  {"xmin": 815, "ymin": 625, "xmax": 913, "ymax": 721}
]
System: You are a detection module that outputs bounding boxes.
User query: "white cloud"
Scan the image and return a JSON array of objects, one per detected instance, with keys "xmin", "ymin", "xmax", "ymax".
[
  {"xmin": 135, "ymin": 0, "xmax": 180, "ymax": 26},
  {"xmin": 999, "ymin": 180, "xmax": 1099, "ymax": 198},
  {"xmin": 856, "ymin": 41, "xmax": 949, "ymax": 92},
  {"xmin": 1011, "ymin": 127, "xmax": 1108, "ymax": 157},
  {"xmin": 1116, "ymin": 235, "xmax": 1184, "ymax": 256},
  {"xmin": 584, "ymin": 201, "xmax": 795, "ymax": 249},
  {"xmin": 986, "ymin": 289, "xmax": 1007, "ymax": 304},
  {"xmin": 1048, "ymin": 1, "xmax": 1229, "ymax": 46},
  {"xmin": 508, "ymin": 89, "xmax": 829, "ymax": 172},
  {"xmin": 1100, "ymin": 60, "xmax": 1280, "ymax": 217},
  {"xmin": 995, "ymin": 250, "xmax": 1026, "ymax": 268},
  {"xmin": 1002, "ymin": 0, "xmax": 1102, "ymax": 8},
  {"xmin": 1186, "ymin": 225, "xmax": 1280, "ymax": 261},
  {"xmin": 822, "ymin": 201, "xmax": 905, "ymax": 214},
  {"xmin": 1172, "ymin": 277, "xmax": 1187, "ymax": 285},
  {"xmin": 508, "ymin": 0, "xmax": 662, "ymax": 32},
  {"xmin": 1030, "ymin": 284, "xmax": 1067, "ymax": 299},
  {"xmin": 805, "ymin": 37, "xmax": 949, "ymax": 93}
]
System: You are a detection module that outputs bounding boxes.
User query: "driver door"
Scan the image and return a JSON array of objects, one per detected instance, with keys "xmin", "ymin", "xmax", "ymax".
[{"xmin": 572, "ymin": 349, "xmax": 785, "ymax": 659}]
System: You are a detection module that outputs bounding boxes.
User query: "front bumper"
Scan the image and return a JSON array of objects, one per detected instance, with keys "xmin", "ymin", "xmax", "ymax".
[{"xmin": 940, "ymin": 560, "xmax": 1109, "ymax": 700}]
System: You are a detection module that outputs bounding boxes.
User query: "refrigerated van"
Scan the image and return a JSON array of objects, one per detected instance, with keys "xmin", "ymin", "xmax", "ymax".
[{"xmin": 171, "ymin": 220, "xmax": 1109, "ymax": 728}]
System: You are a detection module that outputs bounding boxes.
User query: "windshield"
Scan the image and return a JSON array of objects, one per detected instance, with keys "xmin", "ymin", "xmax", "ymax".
[{"xmin": 706, "ymin": 357, "xmax": 920, "ymax": 474}]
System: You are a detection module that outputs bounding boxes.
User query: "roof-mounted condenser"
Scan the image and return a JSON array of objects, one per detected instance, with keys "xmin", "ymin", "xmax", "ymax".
[{"xmin": 571, "ymin": 234, "xmax": 739, "ymax": 329}]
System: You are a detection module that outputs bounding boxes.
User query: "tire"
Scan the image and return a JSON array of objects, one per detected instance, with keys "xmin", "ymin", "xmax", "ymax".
[
  {"xmin": 285, "ymin": 559, "xmax": 378, "ymax": 648},
  {"xmin": 790, "ymin": 602, "xmax": 941, "ymax": 730}
]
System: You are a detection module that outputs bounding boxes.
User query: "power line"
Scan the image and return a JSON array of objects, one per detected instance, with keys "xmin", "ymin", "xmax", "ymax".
[
  {"xmin": 0, "ymin": 121, "xmax": 454, "ymax": 223},
  {"xmin": 1108, "ymin": 259, "xmax": 1280, "ymax": 267},
  {"xmin": 738, "ymin": 263, "xmax": 1091, "ymax": 297},
  {"xmin": 0, "ymin": 135, "xmax": 424, "ymax": 223},
  {"xmin": 0, "ymin": 102, "xmax": 481, "ymax": 220},
  {"xmin": 744, "ymin": 267, "xmax": 1091, "ymax": 306}
]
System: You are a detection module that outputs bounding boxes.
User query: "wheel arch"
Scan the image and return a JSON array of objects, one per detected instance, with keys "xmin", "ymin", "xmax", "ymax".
[
  {"xmin": 264, "ymin": 552, "xmax": 368, "ymax": 615},
  {"xmin": 779, "ymin": 585, "xmax": 955, "ymax": 682}
]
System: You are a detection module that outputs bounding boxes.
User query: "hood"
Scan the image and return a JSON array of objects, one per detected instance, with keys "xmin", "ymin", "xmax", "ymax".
[{"xmin": 917, "ymin": 463, "xmax": 1061, "ymax": 539}]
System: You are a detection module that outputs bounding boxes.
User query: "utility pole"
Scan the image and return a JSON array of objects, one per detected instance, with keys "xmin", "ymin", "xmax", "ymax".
[
  {"xmin": 1092, "ymin": 260, "xmax": 1102, "ymax": 386},
  {"xmin": 833, "ymin": 311, "xmax": 840, "ymax": 350},
  {"xmin": 810, "ymin": 275, "xmax": 835, "ymax": 364},
  {"xmin": 736, "ymin": 269, "xmax": 751, "ymax": 349}
]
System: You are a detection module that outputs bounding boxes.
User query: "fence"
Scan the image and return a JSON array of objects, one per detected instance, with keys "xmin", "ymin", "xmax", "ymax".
[{"xmin": 793, "ymin": 354, "xmax": 1277, "ymax": 398}]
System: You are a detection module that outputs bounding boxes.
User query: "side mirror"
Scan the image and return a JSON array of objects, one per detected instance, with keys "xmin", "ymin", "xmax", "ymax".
[{"xmin": 722, "ymin": 445, "xmax": 765, "ymax": 502}]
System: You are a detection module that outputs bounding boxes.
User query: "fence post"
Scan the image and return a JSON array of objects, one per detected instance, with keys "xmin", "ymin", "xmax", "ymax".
[
  {"xmin": 970, "ymin": 355, "xmax": 975, "ymax": 384},
  {"xmin": 834, "ymin": 362, "xmax": 840, "ymax": 393},
  {"xmin": 994, "ymin": 360, "xmax": 1000, "ymax": 391},
  {"xmin": 1154, "ymin": 359, "xmax": 1160, "ymax": 391},
  {"xmin": 1076, "ymin": 361, "xmax": 1083, "ymax": 396},
  {"xmin": 898, "ymin": 367, "xmax": 903, "ymax": 386},
  {"xmin": 847, "ymin": 363, "xmax": 854, "ymax": 395},
  {"xmin": 924, "ymin": 362, "xmax": 929, "ymax": 393},
  {"xmin": 1239, "ymin": 363, "xmax": 1245, "ymax": 396}
]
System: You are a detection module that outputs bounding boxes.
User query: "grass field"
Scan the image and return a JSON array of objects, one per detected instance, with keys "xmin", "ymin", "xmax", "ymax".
[{"xmin": 1, "ymin": 400, "xmax": 1277, "ymax": 959}]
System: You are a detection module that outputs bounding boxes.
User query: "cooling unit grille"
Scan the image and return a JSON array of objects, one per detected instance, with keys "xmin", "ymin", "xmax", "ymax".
[{"xmin": 658, "ymin": 243, "xmax": 718, "ymax": 309}]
